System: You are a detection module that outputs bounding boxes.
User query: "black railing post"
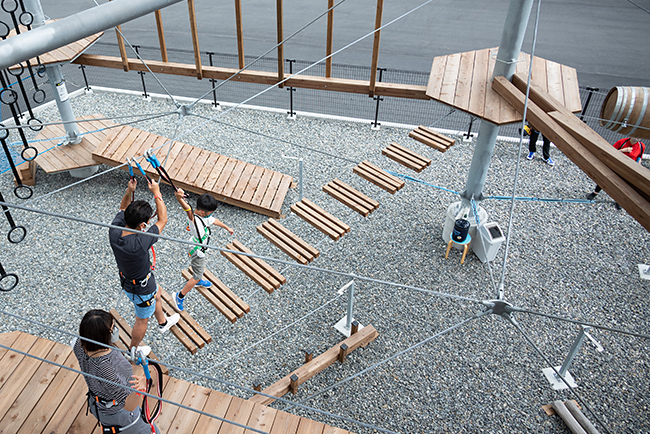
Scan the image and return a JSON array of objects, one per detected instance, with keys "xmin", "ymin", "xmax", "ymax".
[
  {"xmin": 286, "ymin": 59, "xmax": 296, "ymax": 119},
  {"xmin": 464, "ymin": 116, "xmax": 476, "ymax": 141},
  {"xmin": 133, "ymin": 45, "xmax": 149, "ymax": 99},
  {"xmin": 206, "ymin": 52, "xmax": 220, "ymax": 109},
  {"xmin": 78, "ymin": 65, "xmax": 91, "ymax": 92},
  {"xmin": 580, "ymin": 87, "xmax": 599, "ymax": 122},
  {"xmin": 371, "ymin": 67, "xmax": 385, "ymax": 130}
]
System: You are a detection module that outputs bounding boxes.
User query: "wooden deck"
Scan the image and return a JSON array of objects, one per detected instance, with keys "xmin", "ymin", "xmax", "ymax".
[
  {"xmin": 0, "ymin": 331, "xmax": 353, "ymax": 434},
  {"xmin": 426, "ymin": 48, "xmax": 581, "ymax": 125},
  {"xmin": 92, "ymin": 124, "xmax": 293, "ymax": 218},
  {"xmin": 30, "ymin": 114, "xmax": 114, "ymax": 173}
]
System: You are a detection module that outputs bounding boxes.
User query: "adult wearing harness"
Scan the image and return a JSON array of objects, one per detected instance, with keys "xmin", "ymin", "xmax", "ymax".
[
  {"xmin": 109, "ymin": 178, "xmax": 179, "ymax": 354},
  {"xmin": 73, "ymin": 309, "xmax": 160, "ymax": 433}
]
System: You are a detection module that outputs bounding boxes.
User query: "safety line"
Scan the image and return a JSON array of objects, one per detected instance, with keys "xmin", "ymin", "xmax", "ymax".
[
  {"xmin": 386, "ymin": 170, "xmax": 460, "ymax": 194},
  {"xmin": 626, "ymin": 0, "xmax": 650, "ymax": 15},
  {"xmin": 283, "ymin": 308, "xmax": 491, "ymax": 411},
  {"xmin": 506, "ymin": 314, "xmax": 613, "ymax": 434},
  {"xmin": 579, "ymin": 114, "xmax": 650, "ymax": 134},
  {"xmin": 189, "ymin": 0, "xmax": 351, "ymax": 108},
  {"xmin": 427, "ymin": 108, "xmax": 457, "ymax": 128},
  {"xmin": 0, "ymin": 199, "xmax": 485, "ymax": 304}
]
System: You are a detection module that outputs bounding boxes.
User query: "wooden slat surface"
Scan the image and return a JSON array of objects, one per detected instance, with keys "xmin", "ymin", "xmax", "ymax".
[
  {"xmin": 257, "ymin": 219, "xmax": 319, "ymax": 264},
  {"xmin": 353, "ymin": 161, "xmax": 404, "ymax": 194},
  {"xmin": 382, "ymin": 143, "xmax": 431, "ymax": 172},
  {"xmin": 323, "ymin": 179, "xmax": 379, "ymax": 217},
  {"xmin": 291, "ymin": 199, "xmax": 349, "ymax": 240},
  {"xmin": 91, "ymin": 124, "xmax": 292, "ymax": 218}
]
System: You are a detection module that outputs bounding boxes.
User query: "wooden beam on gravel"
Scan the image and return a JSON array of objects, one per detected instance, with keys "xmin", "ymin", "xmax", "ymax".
[
  {"xmin": 248, "ymin": 325, "xmax": 379, "ymax": 405},
  {"xmin": 493, "ymin": 75, "xmax": 650, "ymax": 232}
]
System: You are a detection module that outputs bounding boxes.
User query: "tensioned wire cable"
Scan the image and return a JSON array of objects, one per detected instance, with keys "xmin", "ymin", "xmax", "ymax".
[
  {"xmin": 0, "ymin": 308, "xmax": 399, "ymax": 434},
  {"xmin": 188, "ymin": 0, "xmax": 351, "ymax": 109}
]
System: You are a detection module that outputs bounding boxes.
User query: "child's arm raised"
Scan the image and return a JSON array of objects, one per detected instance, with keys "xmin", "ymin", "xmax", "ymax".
[
  {"xmin": 213, "ymin": 218, "xmax": 234, "ymax": 235},
  {"xmin": 119, "ymin": 178, "xmax": 137, "ymax": 211},
  {"xmin": 174, "ymin": 189, "xmax": 194, "ymax": 221}
]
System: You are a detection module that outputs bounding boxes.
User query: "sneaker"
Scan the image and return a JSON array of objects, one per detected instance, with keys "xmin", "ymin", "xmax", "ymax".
[
  {"xmin": 526, "ymin": 151, "xmax": 534, "ymax": 160},
  {"xmin": 586, "ymin": 192, "xmax": 597, "ymax": 201},
  {"xmin": 197, "ymin": 278, "xmax": 212, "ymax": 288},
  {"xmin": 544, "ymin": 157, "xmax": 555, "ymax": 166},
  {"xmin": 173, "ymin": 291, "xmax": 184, "ymax": 311},
  {"xmin": 129, "ymin": 345, "xmax": 151, "ymax": 361},
  {"xmin": 159, "ymin": 313, "xmax": 180, "ymax": 334}
]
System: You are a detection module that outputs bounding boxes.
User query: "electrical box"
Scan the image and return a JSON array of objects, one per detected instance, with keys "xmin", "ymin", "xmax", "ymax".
[{"xmin": 473, "ymin": 222, "xmax": 505, "ymax": 263}]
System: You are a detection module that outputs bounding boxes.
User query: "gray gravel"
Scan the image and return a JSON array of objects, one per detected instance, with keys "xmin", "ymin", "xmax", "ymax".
[{"xmin": 1, "ymin": 89, "xmax": 649, "ymax": 434}]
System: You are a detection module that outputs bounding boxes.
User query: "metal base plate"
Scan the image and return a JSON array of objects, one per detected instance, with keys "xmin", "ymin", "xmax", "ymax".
[
  {"xmin": 638, "ymin": 264, "xmax": 650, "ymax": 280},
  {"xmin": 333, "ymin": 315, "xmax": 363, "ymax": 337},
  {"xmin": 542, "ymin": 366, "xmax": 578, "ymax": 390}
]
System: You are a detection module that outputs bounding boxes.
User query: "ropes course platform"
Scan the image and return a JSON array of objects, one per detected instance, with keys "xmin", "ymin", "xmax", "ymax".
[
  {"xmin": 92, "ymin": 125, "xmax": 293, "ymax": 218},
  {"xmin": 0, "ymin": 331, "xmax": 355, "ymax": 434}
]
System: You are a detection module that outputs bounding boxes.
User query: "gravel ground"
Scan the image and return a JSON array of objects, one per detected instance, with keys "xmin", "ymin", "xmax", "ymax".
[{"xmin": 1, "ymin": 90, "xmax": 649, "ymax": 434}]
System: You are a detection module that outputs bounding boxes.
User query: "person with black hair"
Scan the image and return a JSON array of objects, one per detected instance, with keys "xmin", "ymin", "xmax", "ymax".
[
  {"xmin": 73, "ymin": 309, "xmax": 159, "ymax": 433},
  {"xmin": 109, "ymin": 178, "xmax": 179, "ymax": 355},
  {"xmin": 172, "ymin": 189, "xmax": 234, "ymax": 311}
]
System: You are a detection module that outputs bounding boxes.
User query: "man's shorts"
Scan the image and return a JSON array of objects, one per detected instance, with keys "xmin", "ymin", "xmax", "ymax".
[
  {"xmin": 190, "ymin": 252, "xmax": 207, "ymax": 281},
  {"xmin": 123, "ymin": 287, "xmax": 157, "ymax": 319}
]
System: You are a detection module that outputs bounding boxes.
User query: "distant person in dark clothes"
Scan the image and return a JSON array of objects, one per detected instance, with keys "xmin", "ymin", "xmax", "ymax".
[{"xmin": 525, "ymin": 123, "xmax": 554, "ymax": 166}]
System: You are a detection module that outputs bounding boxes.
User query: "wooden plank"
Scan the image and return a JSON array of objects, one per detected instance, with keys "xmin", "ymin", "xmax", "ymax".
[
  {"xmin": 155, "ymin": 377, "xmax": 191, "ymax": 432},
  {"xmin": 323, "ymin": 184, "xmax": 370, "ymax": 216},
  {"xmin": 239, "ymin": 165, "xmax": 265, "ymax": 203},
  {"xmin": 269, "ymin": 411, "xmax": 301, "ymax": 434},
  {"xmin": 244, "ymin": 404, "xmax": 278, "ymax": 434},
  {"xmin": 426, "ymin": 55, "xmax": 447, "ymax": 100},
  {"xmin": 257, "ymin": 223, "xmax": 309, "ymax": 264},
  {"xmin": 325, "ymin": 0, "xmax": 334, "ymax": 78},
  {"xmin": 167, "ymin": 384, "xmax": 211, "ymax": 432},
  {"xmin": 159, "ymin": 297, "xmax": 201, "ymax": 354},
  {"xmin": 321, "ymin": 426, "xmax": 349, "ymax": 434},
  {"xmin": 354, "ymin": 162, "xmax": 400, "ymax": 193},
  {"xmin": 154, "ymin": 10, "xmax": 169, "ymax": 62},
  {"xmin": 193, "ymin": 152, "xmax": 221, "ymax": 190},
  {"xmin": 249, "ymin": 325, "xmax": 379, "ymax": 405},
  {"xmin": 276, "ymin": 0, "xmax": 284, "ymax": 85},
  {"xmin": 0, "ymin": 333, "xmax": 38, "ymax": 391},
  {"xmin": 359, "ymin": 160, "xmax": 403, "ymax": 189},
  {"xmin": 382, "ymin": 146, "xmax": 424, "ymax": 172},
  {"xmin": 302, "ymin": 198, "xmax": 351, "ymax": 232},
  {"xmin": 262, "ymin": 220, "xmax": 316, "ymax": 261},
  {"xmin": 65, "ymin": 401, "xmax": 98, "ymax": 434},
  {"xmin": 222, "ymin": 247, "xmax": 276, "ymax": 294},
  {"xmin": 161, "ymin": 289, "xmax": 212, "ymax": 345},
  {"xmin": 235, "ymin": 0, "xmax": 245, "ymax": 69},
  {"xmin": 109, "ymin": 309, "xmax": 166, "ymax": 371},
  {"xmin": 38, "ymin": 372, "xmax": 88, "ymax": 434},
  {"xmin": 296, "ymin": 418, "xmax": 326, "ymax": 434},
  {"xmin": 266, "ymin": 218, "xmax": 319, "ymax": 258},
  {"xmin": 561, "ymin": 64, "xmax": 582, "ymax": 112},
  {"xmin": 439, "ymin": 52, "xmax": 461, "ymax": 105},
  {"xmin": 182, "ymin": 268, "xmax": 239, "ymax": 323},
  {"xmin": 467, "ymin": 48, "xmax": 490, "ymax": 118},
  {"xmin": 453, "ymin": 50, "xmax": 475, "ymax": 111},
  {"xmin": 260, "ymin": 171, "xmax": 284, "ymax": 209},
  {"xmin": 203, "ymin": 268, "xmax": 251, "ymax": 313},
  {"xmin": 176, "ymin": 145, "xmax": 203, "ymax": 185},
  {"xmin": 270, "ymin": 174, "xmax": 292, "ymax": 214},
  {"xmin": 222, "ymin": 160, "xmax": 249, "ymax": 198},
  {"xmin": 368, "ymin": 0, "xmax": 384, "ymax": 96},
  {"xmin": 220, "ymin": 397, "xmax": 256, "ymax": 434},
  {"xmin": 409, "ymin": 130, "xmax": 447, "ymax": 152},
  {"xmin": 291, "ymin": 202, "xmax": 341, "ymax": 240},
  {"xmin": 213, "ymin": 158, "xmax": 240, "ymax": 195},
  {"xmin": 418, "ymin": 126, "xmax": 455, "ymax": 147},
  {"xmin": 166, "ymin": 143, "xmax": 194, "ymax": 180},
  {"xmin": 187, "ymin": 0, "xmax": 203, "ymax": 79},
  {"xmin": 227, "ymin": 242, "xmax": 283, "ymax": 290},
  {"xmin": 483, "ymin": 47, "xmax": 501, "ymax": 124},
  {"xmin": 107, "ymin": 126, "xmax": 141, "ymax": 160},
  {"xmin": 251, "ymin": 169, "xmax": 275, "ymax": 207},
  {"xmin": 545, "ymin": 60, "xmax": 565, "ymax": 106},
  {"xmin": 201, "ymin": 153, "xmax": 230, "ymax": 191},
  {"xmin": 230, "ymin": 163, "xmax": 257, "ymax": 201},
  {"xmin": 233, "ymin": 239, "xmax": 286, "ymax": 285},
  {"xmin": 332, "ymin": 178, "xmax": 380, "ymax": 209},
  {"xmin": 0, "ymin": 331, "xmax": 20, "ymax": 359},
  {"xmin": 192, "ymin": 390, "xmax": 233, "ymax": 433}
]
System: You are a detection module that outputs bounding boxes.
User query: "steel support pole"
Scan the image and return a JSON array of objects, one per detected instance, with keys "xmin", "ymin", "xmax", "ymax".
[
  {"xmin": 559, "ymin": 326, "xmax": 590, "ymax": 378},
  {"xmin": 459, "ymin": 0, "xmax": 534, "ymax": 213},
  {"xmin": 345, "ymin": 280, "xmax": 355, "ymax": 330},
  {"xmin": 0, "ymin": 0, "xmax": 185, "ymax": 70}
]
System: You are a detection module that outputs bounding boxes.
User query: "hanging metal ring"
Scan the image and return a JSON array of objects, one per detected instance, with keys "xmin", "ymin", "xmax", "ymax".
[
  {"xmin": 6, "ymin": 63, "xmax": 24, "ymax": 76},
  {"xmin": 18, "ymin": 11, "xmax": 32, "ymax": 26},
  {"xmin": 32, "ymin": 88, "xmax": 46, "ymax": 103},
  {"xmin": 36, "ymin": 63, "xmax": 46, "ymax": 77},
  {"xmin": 27, "ymin": 117, "xmax": 43, "ymax": 131},
  {"xmin": 0, "ymin": 272, "xmax": 18, "ymax": 291},
  {"xmin": 0, "ymin": 21, "xmax": 9, "ymax": 39},
  {"xmin": 0, "ymin": 88, "xmax": 18, "ymax": 105},
  {"xmin": 1, "ymin": 0, "xmax": 18, "ymax": 13},
  {"xmin": 13, "ymin": 184, "xmax": 33, "ymax": 199},
  {"xmin": 7, "ymin": 225, "xmax": 26, "ymax": 243},
  {"xmin": 21, "ymin": 146, "xmax": 38, "ymax": 161},
  {"xmin": 0, "ymin": 123, "xmax": 8, "ymax": 140}
]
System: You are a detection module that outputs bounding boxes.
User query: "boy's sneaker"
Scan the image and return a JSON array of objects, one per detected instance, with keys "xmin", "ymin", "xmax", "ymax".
[
  {"xmin": 586, "ymin": 192, "xmax": 597, "ymax": 201},
  {"xmin": 544, "ymin": 157, "xmax": 555, "ymax": 166},
  {"xmin": 172, "ymin": 291, "xmax": 185, "ymax": 311},
  {"xmin": 159, "ymin": 313, "xmax": 180, "ymax": 334},
  {"xmin": 526, "ymin": 151, "xmax": 534, "ymax": 160},
  {"xmin": 197, "ymin": 279, "xmax": 212, "ymax": 288},
  {"xmin": 129, "ymin": 345, "xmax": 151, "ymax": 361}
]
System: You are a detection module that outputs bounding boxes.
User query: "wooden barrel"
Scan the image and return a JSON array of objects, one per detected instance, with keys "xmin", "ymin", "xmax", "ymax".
[{"xmin": 599, "ymin": 86, "xmax": 650, "ymax": 139}]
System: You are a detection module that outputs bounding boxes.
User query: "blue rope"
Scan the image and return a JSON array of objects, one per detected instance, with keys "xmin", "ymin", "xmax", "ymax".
[
  {"xmin": 386, "ymin": 170, "xmax": 460, "ymax": 195},
  {"xmin": 470, "ymin": 198, "xmax": 481, "ymax": 225}
]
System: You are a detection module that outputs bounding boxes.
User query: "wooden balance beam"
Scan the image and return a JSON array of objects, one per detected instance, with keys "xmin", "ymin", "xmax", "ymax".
[
  {"xmin": 221, "ymin": 239, "xmax": 286, "ymax": 294},
  {"xmin": 353, "ymin": 160, "xmax": 405, "ymax": 194},
  {"xmin": 248, "ymin": 324, "xmax": 379, "ymax": 406},
  {"xmin": 256, "ymin": 218, "xmax": 319, "ymax": 265},
  {"xmin": 291, "ymin": 198, "xmax": 350, "ymax": 241},
  {"xmin": 409, "ymin": 126, "xmax": 455, "ymax": 152},
  {"xmin": 323, "ymin": 179, "xmax": 380, "ymax": 217},
  {"xmin": 181, "ymin": 267, "xmax": 250, "ymax": 323},
  {"xmin": 381, "ymin": 142, "xmax": 432, "ymax": 173}
]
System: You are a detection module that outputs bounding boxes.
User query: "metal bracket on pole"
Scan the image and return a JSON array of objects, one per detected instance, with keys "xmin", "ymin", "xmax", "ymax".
[
  {"xmin": 370, "ymin": 67, "xmax": 385, "ymax": 131},
  {"xmin": 542, "ymin": 325, "xmax": 601, "ymax": 390},
  {"xmin": 637, "ymin": 264, "xmax": 650, "ymax": 280},
  {"xmin": 463, "ymin": 116, "xmax": 476, "ymax": 142},
  {"xmin": 206, "ymin": 52, "xmax": 221, "ymax": 110},
  {"xmin": 286, "ymin": 59, "xmax": 296, "ymax": 119},
  {"xmin": 333, "ymin": 280, "xmax": 363, "ymax": 337},
  {"xmin": 282, "ymin": 155, "xmax": 304, "ymax": 201}
]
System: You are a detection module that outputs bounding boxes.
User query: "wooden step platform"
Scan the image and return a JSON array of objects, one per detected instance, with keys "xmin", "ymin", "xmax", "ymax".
[
  {"xmin": 381, "ymin": 142, "xmax": 432, "ymax": 172},
  {"xmin": 323, "ymin": 179, "xmax": 380, "ymax": 217},
  {"xmin": 249, "ymin": 324, "xmax": 379, "ymax": 406},
  {"xmin": 0, "ymin": 331, "xmax": 354, "ymax": 434},
  {"xmin": 257, "ymin": 218, "xmax": 319, "ymax": 265},
  {"xmin": 353, "ymin": 160, "xmax": 405, "ymax": 194},
  {"xmin": 221, "ymin": 239, "xmax": 286, "ymax": 293},
  {"xmin": 181, "ymin": 267, "xmax": 250, "ymax": 323},
  {"xmin": 291, "ymin": 198, "xmax": 350, "ymax": 240},
  {"xmin": 92, "ymin": 124, "xmax": 293, "ymax": 218},
  {"xmin": 408, "ymin": 126, "xmax": 455, "ymax": 152}
]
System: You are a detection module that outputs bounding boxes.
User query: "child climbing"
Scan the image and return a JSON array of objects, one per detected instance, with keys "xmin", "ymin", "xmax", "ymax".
[{"xmin": 173, "ymin": 189, "xmax": 234, "ymax": 311}]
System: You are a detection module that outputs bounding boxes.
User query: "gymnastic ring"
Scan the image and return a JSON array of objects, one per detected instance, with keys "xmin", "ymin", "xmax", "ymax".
[
  {"xmin": 6, "ymin": 62, "xmax": 24, "ymax": 76},
  {"xmin": 36, "ymin": 63, "xmax": 46, "ymax": 77},
  {"xmin": 0, "ymin": 21, "xmax": 9, "ymax": 39},
  {"xmin": 0, "ymin": 88, "xmax": 18, "ymax": 105},
  {"xmin": 14, "ymin": 184, "xmax": 33, "ymax": 200},
  {"xmin": 7, "ymin": 225, "xmax": 26, "ymax": 244},
  {"xmin": 19, "ymin": 11, "xmax": 32, "ymax": 26},
  {"xmin": 1, "ymin": 0, "xmax": 18, "ymax": 14},
  {"xmin": 27, "ymin": 117, "xmax": 43, "ymax": 131},
  {"xmin": 0, "ymin": 124, "xmax": 8, "ymax": 140},
  {"xmin": 32, "ymin": 89, "xmax": 46, "ymax": 104},
  {"xmin": 0, "ymin": 273, "xmax": 18, "ymax": 291},
  {"xmin": 21, "ymin": 146, "xmax": 38, "ymax": 161}
]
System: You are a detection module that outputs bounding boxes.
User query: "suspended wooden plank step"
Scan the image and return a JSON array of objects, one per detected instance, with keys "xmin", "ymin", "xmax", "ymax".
[
  {"xmin": 181, "ymin": 267, "xmax": 250, "ymax": 323},
  {"xmin": 109, "ymin": 309, "xmax": 168, "ymax": 373},
  {"xmin": 291, "ymin": 198, "xmax": 350, "ymax": 240},
  {"xmin": 92, "ymin": 124, "xmax": 292, "ymax": 218},
  {"xmin": 248, "ymin": 324, "xmax": 379, "ymax": 406},
  {"xmin": 381, "ymin": 142, "xmax": 431, "ymax": 172},
  {"xmin": 0, "ymin": 331, "xmax": 354, "ymax": 434},
  {"xmin": 353, "ymin": 160, "xmax": 404, "ymax": 194},
  {"xmin": 323, "ymin": 179, "xmax": 379, "ymax": 217},
  {"xmin": 409, "ymin": 126, "xmax": 455, "ymax": 152},
  {"xmin": 257, "ymin": 218, "xmax": 319, "ymax": 265},
  {"xmin": 221, "ymin": 239, "xmax": 286, "ymax": 294}
]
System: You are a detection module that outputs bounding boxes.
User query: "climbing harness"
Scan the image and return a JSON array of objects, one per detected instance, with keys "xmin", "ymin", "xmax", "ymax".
[
  {"xmin": 188, "ymin": 214, "xmax": 211, "ymax": 256},
  {"xmin": 134, "ymin": 350, "xmax": 163, "ymax": 433},
  {"xmin": 0, "ymin": 191, "xmax": 27, "ymax": 243}
]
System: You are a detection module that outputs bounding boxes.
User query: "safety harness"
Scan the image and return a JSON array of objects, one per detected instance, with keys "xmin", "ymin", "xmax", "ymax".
[{"xmin": 188, "ymin": 214, "xmax": 211, "ymax": 256}]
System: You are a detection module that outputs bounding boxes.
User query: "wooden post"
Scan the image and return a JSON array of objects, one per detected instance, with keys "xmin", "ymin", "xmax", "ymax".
[
  {"xmin": 289, "ymin": 374, "xmax": 299, "ymax": 394},
  {"xmin": 234, "ymin": 0, "xmax": 245, "ymax": 69},
  {"xmin": 276, "ymin": 0, "xmax": 284, "ymax": 87},
  {"xmin": 187, "ymin": 0, "xmax": 203, "ymax": 79},
  {"xmin": 325, "ymin": 0, "xmax": 334, "ymax": 78},
  {"xmin": 351, "ymin": 320, "xmax": 359, "ymax": 335},
  {"xmin": 108, "ymin": 0, "xmax": 129, "ymax": 71},
  {"xmin": 154, "ymin": 10, "xmax": 168, "ymax": 62},
  {"xmin": 338, "ymin": 343, "xmax": 349, "ymax": 363},
  {"xmin": 252, "ymin": 380, "xmax": 261, "ymax": 392},
  {"xmin": 368, "ymin": 0, "xmax": 384, "ymax": 97},
  {"xmin": 303, "ymin": 349, "xmax": 313, "ymax": 364}
]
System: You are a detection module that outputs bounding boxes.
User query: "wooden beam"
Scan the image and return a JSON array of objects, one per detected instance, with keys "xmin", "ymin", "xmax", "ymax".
[
  {"xmin": 187, "ymin": 0, "xmax": 203, "ymax": 79},
  {"xmin": 493, "ymin": 75, "xmax": 650, "ymax": 232},
  {"xmin": 234, "ymin": 0, "xmax": 245, "ymax": 69},
  {"xmin": 73, "ymin": 54, "xmax": 430, "ymax": 99},
  {"xmin": 108, "ymin": 0, "xmax": 129, "ymax": 71},
  {"xmin": 276, "ymin": 0, "xmax": 284, "ymax": 87},
  {"xmin": 325, "ymin": 0, "xmax": 334, "ymax": 78},
  {"xmin": 154, "ymin": 10, "xmax": 168, "ymax": 62},
  {"xmin": 368, "ymin": 0, "xmax": 384, "ymax": 97}
]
